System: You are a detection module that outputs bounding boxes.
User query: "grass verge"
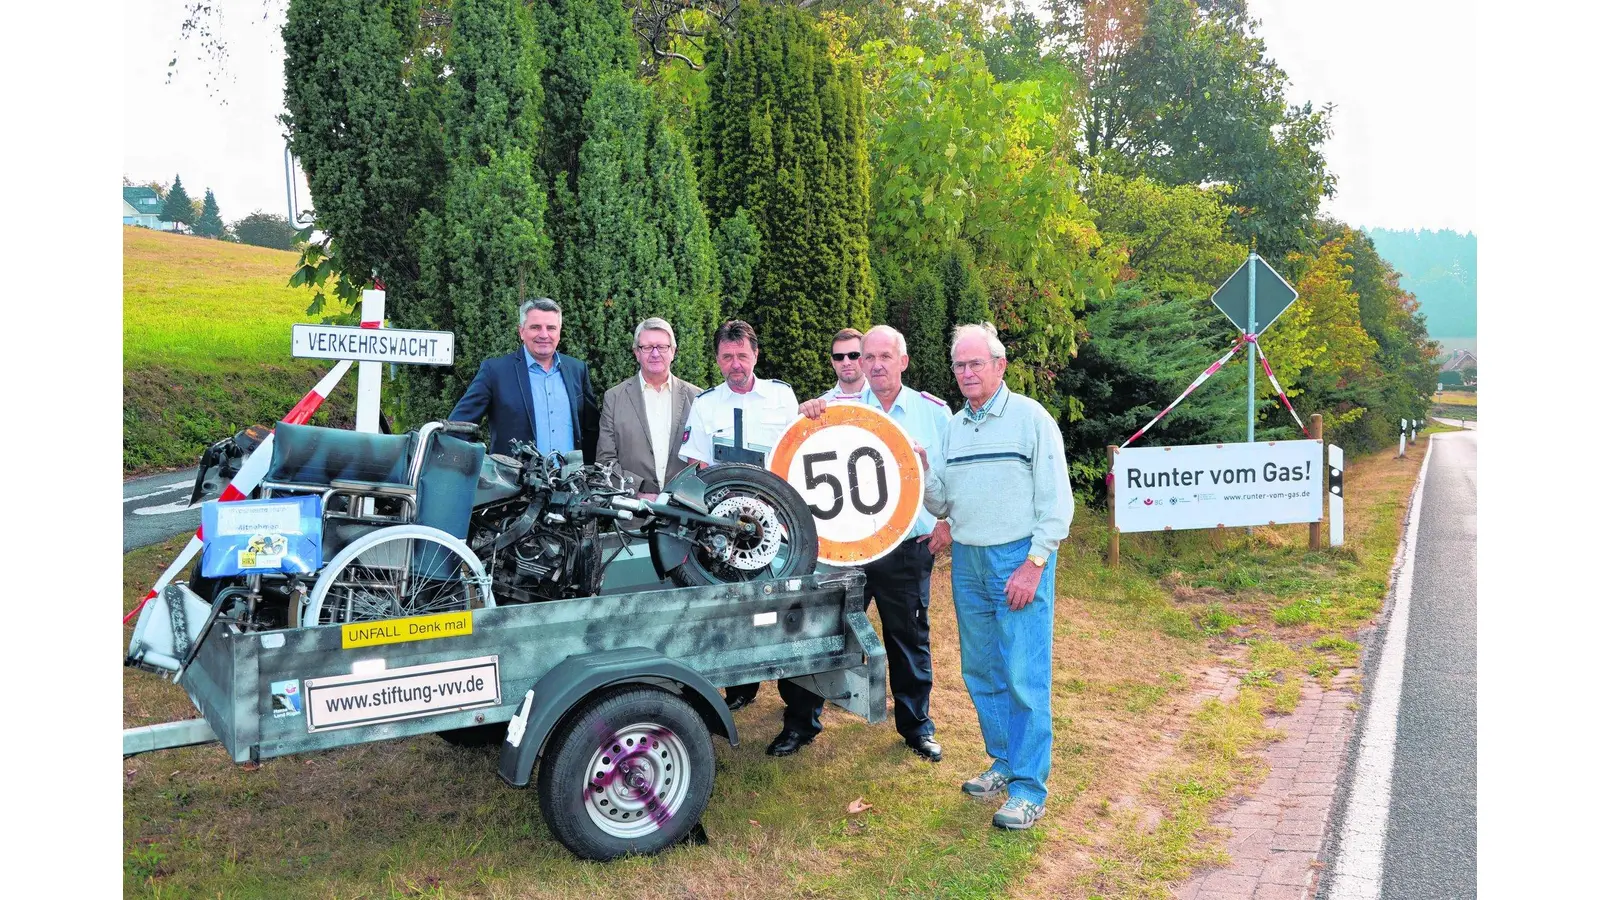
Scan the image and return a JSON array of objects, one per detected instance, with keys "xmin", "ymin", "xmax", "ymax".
[{"xmin": 122, "ymin": 227, "xmax": 356, "ymax": 473}]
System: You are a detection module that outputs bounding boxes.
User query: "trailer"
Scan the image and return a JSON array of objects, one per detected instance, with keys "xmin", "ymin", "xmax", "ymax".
[{"xmin": 125, "ymin": 544, "xmax": 885, "ymax": 861}]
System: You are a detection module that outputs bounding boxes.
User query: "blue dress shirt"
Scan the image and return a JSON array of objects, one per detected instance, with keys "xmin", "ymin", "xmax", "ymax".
[{"xmin": 524, "ymin": 347, "xmax": 575, "ymax": 455}]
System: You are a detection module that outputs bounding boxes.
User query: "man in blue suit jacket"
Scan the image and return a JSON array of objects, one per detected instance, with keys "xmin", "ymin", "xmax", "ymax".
[{"xmin": 450, "ymin": 297, "xmax": 600, "ymax": 461}]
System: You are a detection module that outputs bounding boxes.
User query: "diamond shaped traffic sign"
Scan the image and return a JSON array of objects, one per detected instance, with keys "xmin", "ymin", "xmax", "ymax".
[{"xmin": 1211, "ymin": 254, "xmax": 1298, "ymax": 334}]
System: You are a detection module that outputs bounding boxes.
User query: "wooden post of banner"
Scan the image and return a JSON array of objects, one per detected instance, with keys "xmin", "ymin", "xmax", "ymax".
[
  {"xmin": 1309, "ymin": 413, "xmax": 1324, "ymax": 550},
  {"xmin": 1212, "ymin": 526, "xmax": 1224, "ymax": 551},
  {"xmin": 1107, "ymin": 445, "xmax": 1120, "ymax": 569}
]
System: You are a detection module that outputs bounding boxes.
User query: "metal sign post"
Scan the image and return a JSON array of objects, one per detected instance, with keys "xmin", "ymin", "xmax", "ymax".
[{"xmin": 1211, "ymin": 253, "xmax": 1299, "ymax": 444}]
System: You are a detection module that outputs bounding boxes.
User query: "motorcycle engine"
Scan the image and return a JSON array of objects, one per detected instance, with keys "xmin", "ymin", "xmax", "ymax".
[{"xmin": 503, "ymin": 518, "xmax": 605, "ymax": 602}]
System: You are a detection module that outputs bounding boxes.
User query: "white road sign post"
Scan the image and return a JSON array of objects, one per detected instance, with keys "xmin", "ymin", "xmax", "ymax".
[
  {"xmin": 290, "ymin": 289, "xmax": 455, "ymax": 433},
  {"xmin": 1328, "ymin": 444, "xmax": 1345, "ymax": 547},
  {"xmin": 1111, "ymin": 440, "xmax": 1324, "ymax": 533},
  {"xmin": 768, "ymin": 405, "xmax": 924, "ymax": 566}
]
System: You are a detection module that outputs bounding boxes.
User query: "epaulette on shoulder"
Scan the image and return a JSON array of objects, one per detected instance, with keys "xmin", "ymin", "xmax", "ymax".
[
  {"xmin": 696, "ymin": 386, "xmax": 716, "ymax": 398},
  {"xmin": 769, "ymin": 379, "xmax": 791, "ymax": 388},
  {"xmin": 919, "ymin": 390, "xmax": 949, "ymax": 407}
]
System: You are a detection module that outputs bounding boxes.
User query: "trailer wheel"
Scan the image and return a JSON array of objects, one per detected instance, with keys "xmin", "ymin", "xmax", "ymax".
[{"xmin": 537, "ymin": 686, "xmax": 714, "ymax": 861}]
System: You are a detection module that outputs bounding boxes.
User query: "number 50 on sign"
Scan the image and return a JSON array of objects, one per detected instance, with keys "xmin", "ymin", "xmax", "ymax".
[{"xmin": 769, "ymin": 405, "xmax": 923, "ymax": 566}]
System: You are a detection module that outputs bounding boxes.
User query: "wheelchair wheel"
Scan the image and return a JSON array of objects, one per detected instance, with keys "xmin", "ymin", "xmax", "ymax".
[{"xmin": 305, "ymin": 524, "xmax": 494, "ymax": 626}]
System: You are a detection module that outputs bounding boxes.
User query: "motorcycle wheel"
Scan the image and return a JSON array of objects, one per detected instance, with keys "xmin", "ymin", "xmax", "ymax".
[{"xmin": 667, "ymin": 464, "xmax": 818, "ymax": 588}]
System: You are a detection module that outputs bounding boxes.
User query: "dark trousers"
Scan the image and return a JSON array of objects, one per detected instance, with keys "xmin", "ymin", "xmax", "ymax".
[{"xmin": 743, "ymin": 537, "xmax": 936, "ymax": 740}]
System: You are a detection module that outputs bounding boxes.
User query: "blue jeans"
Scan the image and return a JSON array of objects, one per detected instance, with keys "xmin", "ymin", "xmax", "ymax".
[{"xmin": 950, "ymin": 537, "xmax": 1056, "ymax": 805}]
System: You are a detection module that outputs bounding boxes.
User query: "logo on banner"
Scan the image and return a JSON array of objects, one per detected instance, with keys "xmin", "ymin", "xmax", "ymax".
[{"xmin": 769, "ymin": 405, "xmax": 922, "ymax": 566}]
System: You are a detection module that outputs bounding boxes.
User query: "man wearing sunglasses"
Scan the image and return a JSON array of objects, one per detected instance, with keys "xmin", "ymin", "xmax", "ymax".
[
  {"xmin": 595, "ymin": 317, "xmax": 703, "ymax": 499},
  {"xmin": 823, "ymin": 327, "xmax": 867, "ymax": 401}
]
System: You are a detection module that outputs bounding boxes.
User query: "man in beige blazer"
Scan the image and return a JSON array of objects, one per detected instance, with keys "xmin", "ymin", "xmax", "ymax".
[{"xmin": 596, "ymin": 317, "xmax": 704, "ymax": 498}]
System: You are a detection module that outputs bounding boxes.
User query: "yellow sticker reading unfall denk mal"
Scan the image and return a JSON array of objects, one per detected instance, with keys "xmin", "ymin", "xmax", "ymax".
[{"xmin": 341, "ymin": 611, "xmax": 474, "ymax": 649}]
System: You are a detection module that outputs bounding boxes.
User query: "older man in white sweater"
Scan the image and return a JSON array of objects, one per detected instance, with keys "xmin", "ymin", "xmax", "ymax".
[{"xmin": 920, "ymin": 322, "xmax": 1073, "ymax": 831}]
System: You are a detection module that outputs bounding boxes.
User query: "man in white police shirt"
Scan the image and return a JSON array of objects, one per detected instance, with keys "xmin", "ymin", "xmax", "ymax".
[
  {"xmin": 787, "ymin": 324, "xmax": 953, "ymax": 762},
  {"xmin": 678, "ymin": 320, "xmax": 805, "ymax": 747}
]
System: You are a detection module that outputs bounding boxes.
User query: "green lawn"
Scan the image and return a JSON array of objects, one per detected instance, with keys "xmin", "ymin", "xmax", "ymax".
[{"xmin": 122, "ymin": 227, "xmax": 358, "ymax": 472}]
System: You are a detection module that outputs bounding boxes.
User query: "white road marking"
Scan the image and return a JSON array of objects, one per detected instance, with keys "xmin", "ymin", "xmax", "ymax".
[
  {"xmin": 122, "ymin": 481, "xmax": 191, "ymax": 503},
  {"xmin": 132, "ymin": 498, "xmax": 206, "ymax": 517},
  {"xmin": 1328, "ymin": 437, "xmax": 1436, "ymax": 899}
]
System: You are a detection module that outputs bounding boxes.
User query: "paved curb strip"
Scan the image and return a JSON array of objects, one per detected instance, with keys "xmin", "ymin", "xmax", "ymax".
[{"xmin": 1175, "ymin": 438, "xmax": 1435, "ymax": 900}]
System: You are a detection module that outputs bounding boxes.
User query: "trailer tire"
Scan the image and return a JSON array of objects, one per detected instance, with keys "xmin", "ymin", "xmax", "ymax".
[{"xmin": 537, "ymin": 686, "xmax": 714, "ymax": 861}]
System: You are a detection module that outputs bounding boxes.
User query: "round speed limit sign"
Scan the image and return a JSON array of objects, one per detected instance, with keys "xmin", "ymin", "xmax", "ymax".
[{"xmin": 769, "ymin": 404, "xmax": 923, "ymax": 566}]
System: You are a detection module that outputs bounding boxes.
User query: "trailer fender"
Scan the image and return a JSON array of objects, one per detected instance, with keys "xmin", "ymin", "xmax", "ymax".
[{"xmin": 497, "ymin": 647, "xmax": 738, "ymax": 787}]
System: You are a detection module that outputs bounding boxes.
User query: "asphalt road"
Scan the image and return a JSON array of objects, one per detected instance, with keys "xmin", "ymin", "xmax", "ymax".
[
  {"xmin": 1381, "ymin": 429, "xmax": 1477, "ymax": 898},
  {"xmin": 1324, "ymin": 429, "xmax": 1477, "ymax": 899},
  {"xmin": 123, "ymin": 468, "xmax": 205, "ymax": 552}
]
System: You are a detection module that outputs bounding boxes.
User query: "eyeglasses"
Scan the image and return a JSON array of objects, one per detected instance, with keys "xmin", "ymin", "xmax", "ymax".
[
  {"xmin": 832, "ymin": 351, "xmax": 862, "ymax": 361},
  {"xmin": 951, "ymin": 358, "xmax": 993, "ymax": 374},
  {"xmin": 636, "ymin": 344, "xmax": 674, "ymax": 355}
]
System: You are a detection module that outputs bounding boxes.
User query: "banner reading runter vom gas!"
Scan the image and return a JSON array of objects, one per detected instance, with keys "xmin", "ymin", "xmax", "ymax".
[{"xmin": 1113, "ymin": 440, "xmax": 1323, "ymax": 533}]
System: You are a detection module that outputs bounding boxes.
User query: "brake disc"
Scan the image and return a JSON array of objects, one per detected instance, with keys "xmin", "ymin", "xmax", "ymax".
[{"xmin": 707, "ymin": 495, "xmax": 782, "ymax": 571}]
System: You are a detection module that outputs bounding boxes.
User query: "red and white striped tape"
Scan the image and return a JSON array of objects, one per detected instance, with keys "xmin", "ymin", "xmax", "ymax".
[
  {"xmin": 1252, "ymin": 339, "xmax": 1309, "ymax": 437},
  {"xmin": 1118, "ymin": 333, "xmax": 1249, "ymax": 450},
  {"xmin": 123, "ymin": 359, "xmax": 354, "ymax": 624}
]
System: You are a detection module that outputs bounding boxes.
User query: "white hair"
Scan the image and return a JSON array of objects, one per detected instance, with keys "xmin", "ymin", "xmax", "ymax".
[
  {"xmin": 863, "ymin": 324, "xmax": 908, "ymax": 356},
  {"xmin": 949, "ymin": 322, "xmax": 1006, "ymax": 361},
  {"xmin": 633, "ymin": 316, "xmax": 676, "ymax": 347}
]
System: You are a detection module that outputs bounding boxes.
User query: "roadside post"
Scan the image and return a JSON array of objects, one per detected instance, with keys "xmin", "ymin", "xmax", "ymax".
[
  {"xmin": 1309, "ymin": 413, "xmax": 1324, "ymax": 550},
  {"xmin": 1107, "ymin": 445, "xmax": 1119, "ymax": 568},
  {"xmin": 1328, "ymin": 444, "xmax": 1345, "ymax": 546},
  {"xmin": 1398, "ymin": 419, "xmax": 1407, "ymax": 458}
]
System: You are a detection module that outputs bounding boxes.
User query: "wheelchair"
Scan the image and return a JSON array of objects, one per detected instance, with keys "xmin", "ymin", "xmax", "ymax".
[{"xmin": 199, "ymin": 420, "xmax": 496, "ymax": 629}]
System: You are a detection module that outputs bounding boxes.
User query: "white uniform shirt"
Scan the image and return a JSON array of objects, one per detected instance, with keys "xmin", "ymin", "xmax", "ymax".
[
  {"xmin": 639, "ymin": 372, "xmax": 676, "ymax": 487},
  {"xmin": 679, "ymin": 377, "xmax": 800, "ymax": 466}
]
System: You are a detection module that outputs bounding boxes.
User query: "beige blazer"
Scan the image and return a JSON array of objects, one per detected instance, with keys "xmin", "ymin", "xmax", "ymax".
[{"xmin": 597, "ymin": 374, "xmax": 703, "ymax": 494}]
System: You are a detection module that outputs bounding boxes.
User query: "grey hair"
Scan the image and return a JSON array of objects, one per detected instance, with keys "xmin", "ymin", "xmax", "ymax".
[
  {"xmin": 949, "ymin": 322, "xmax": 1006, "ymax": 361},
  {"xmin": 517, "ymin": 297, "xmax": 562, "ymax": 324},
  {"xmin": 864, "ymin": 324, "xmax": 908, "ymax": 357},
  {"xmin": 633, "ymin": 316, "xmax": 676, "ymax": 347}
]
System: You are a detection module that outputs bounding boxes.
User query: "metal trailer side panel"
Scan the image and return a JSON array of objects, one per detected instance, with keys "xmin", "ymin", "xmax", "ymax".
[{"xmin": 183, "ymin": 571, "xmax": 880, "ymax": 762}]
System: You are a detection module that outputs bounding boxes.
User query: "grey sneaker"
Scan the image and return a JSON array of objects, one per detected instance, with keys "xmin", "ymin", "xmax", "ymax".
[
  {"xmin": 992, "ymin": 797, "xmax": 1044, "ymax": 830},
  {"xmin": 961, "ymin": 768, "xmax": 1009, "ymax": 799}
]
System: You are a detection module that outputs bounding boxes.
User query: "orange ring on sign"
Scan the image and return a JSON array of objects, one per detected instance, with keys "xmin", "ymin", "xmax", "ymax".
[{"xmin": 769, "ymin": 404, "xmax": 924, "ymax": 566}]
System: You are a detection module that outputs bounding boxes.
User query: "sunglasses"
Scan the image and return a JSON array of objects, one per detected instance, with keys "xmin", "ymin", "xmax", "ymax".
[{"xmin": 832, "ymin": 351, "xmax": 862, "ymax": 361}]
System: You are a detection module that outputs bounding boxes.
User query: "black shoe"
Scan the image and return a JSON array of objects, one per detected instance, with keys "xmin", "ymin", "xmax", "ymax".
[
  {"xmin": 765, "ymin": 729, "xmax": 816, "ymax": 757},
  {"xmin": 905, "ymin": 735, "xmax": 943, "ymax": 762},
  {"xmin": 726, "ymin": 693, "xmax": 753, "ymax": 712}
]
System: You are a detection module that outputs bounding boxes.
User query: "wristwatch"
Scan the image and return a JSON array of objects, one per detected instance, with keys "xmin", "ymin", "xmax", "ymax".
[{"xmin": 1026, "ymin": 552, "xmax": 1047, "ymax": 568}]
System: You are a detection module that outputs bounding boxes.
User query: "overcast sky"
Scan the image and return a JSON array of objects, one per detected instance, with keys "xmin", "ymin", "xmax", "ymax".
[{"xmin": 124, "ymin": 0, "xmax": 1475, "ymax": 235}]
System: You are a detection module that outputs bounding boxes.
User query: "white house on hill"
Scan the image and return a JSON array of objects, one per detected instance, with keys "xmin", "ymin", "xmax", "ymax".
[{"xmin": 123, "ymin": 186, "xmax": 179, "ymax": 231}]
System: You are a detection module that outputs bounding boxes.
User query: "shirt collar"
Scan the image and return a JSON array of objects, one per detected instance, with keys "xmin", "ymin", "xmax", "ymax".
[
  {"xmin": 866, "ymin": 386, "xmax": 908, "ymax": 413},
  {"xmin": 961, "ymin": 382, "xmax": 1009, "ymax": 423},
  {"xmin": 639, "ymin": 371, "xmax": 674, "ymax": 394},
  {"xmin": 523, "ymin": 347, "xmax": 561, "ymax": 373}
]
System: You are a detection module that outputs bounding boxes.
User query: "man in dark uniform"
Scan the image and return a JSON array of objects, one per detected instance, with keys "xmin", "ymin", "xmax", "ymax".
[{"xmin": 791, "ymin": 324, "xmax": 953, "ymax": 762}]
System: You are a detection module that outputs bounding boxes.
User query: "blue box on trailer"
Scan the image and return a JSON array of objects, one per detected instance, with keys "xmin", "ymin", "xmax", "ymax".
[{"xmin": 200, "ymin": 495, "xmax": 323, "ymax": 577}]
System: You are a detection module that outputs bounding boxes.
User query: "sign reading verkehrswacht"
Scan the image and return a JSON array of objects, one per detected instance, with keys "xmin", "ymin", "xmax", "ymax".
[{"xmin": 1114, "ymin": 440, "xmax": 1323, "ymax": 533}]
